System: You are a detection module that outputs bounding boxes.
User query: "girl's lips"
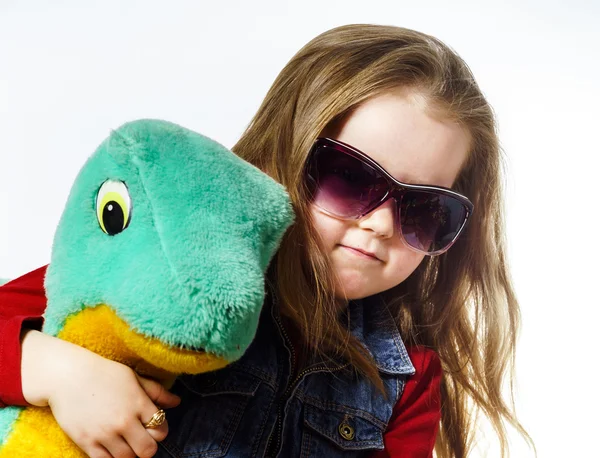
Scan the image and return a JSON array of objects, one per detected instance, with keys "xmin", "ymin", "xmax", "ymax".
[{"xmin": 341, "ymin": 245, "xmax": 381, "ymax": 261}]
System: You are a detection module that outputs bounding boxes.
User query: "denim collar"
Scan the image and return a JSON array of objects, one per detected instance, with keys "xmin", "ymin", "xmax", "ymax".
[
  {"xmin": 348, "ymin": 296, "xmax": 415, "ymax": 376},
  {"xmin": 234, "ymin": 292, "xmax": 415, "ymax": 385}
]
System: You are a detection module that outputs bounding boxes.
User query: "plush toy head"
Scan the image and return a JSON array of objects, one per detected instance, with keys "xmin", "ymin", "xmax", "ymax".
[
  {"xmin": 42, "ymin": 119, "xmax": 294, "ymax": 377},
  {"xmin": 0, "ymin": 120, "xmax": 293, "ymax": 457}
]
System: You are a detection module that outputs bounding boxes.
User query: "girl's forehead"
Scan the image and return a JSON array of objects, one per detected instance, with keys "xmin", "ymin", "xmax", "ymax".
[{"xmin": 330, "ymin": 90, "xmax": 470, "ymax": 189}]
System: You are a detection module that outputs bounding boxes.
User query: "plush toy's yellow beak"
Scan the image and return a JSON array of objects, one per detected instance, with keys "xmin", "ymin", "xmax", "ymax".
[{"xmin": 58, "ymin": 305, "xmax": 229, "ymax": 383}]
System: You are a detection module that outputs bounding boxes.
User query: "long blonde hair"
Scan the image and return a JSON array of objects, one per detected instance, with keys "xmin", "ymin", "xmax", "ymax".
[{"xmin": 232, "ymin": 24, "xmax": 534, "ymax": 458}]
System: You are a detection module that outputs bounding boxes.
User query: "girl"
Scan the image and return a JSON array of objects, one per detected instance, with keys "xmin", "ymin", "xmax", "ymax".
[{"xmin": 0, "ymin": 24, "xmax": 533, "ymax": 457}]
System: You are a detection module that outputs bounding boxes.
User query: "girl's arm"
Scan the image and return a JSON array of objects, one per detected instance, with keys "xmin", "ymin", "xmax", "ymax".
[
  {"xmin": 0, "ymin": 266, "xmax": 181, "ymax": 458},
  {"xmin": 370, "ymin": 346, "xmax": 443, "ymax": 458},
  {"xmin": 0, "ymin": 265, "xmax": 47, "ymax": 406}
]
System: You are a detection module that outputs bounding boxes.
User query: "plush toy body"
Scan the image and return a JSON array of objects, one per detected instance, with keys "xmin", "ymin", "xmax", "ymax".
[{"xmin": 0, "ymin": 120, "xmax": 294, "ymax": 457}]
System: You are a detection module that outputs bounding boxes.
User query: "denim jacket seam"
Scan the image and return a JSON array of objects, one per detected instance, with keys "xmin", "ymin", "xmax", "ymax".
[
  {"xmin": 177, "ymin": 373, "xmax": 262, "ymax": 397},
  {"xmin": 230, "ymin": 363, "xmax": 277, "ymax": 390},
  {"xmin": 300, "ymin": 427, "xmax": 312, "ymax": 458},
  {"xmin": 305, "ymin": 420, "xmax": 383, "ymax": 446},
  {"xmin": 219, "ymin": 399, "xmax": 247, "ymax": 454},
  {"xmin": 250, "ymin": 389, "xmax": 277, "ymax": 458},
  {"xmin": 301, "ymin": 395, "xmax": 387, "ymax": 429}
]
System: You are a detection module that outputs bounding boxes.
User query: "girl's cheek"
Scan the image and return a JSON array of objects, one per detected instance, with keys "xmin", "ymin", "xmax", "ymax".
[
  {"xmin": 310, "ymin": 205, "xmax": 347, "ymax": 245},
  {"xmin": 389, "ymin": 250, "xmax": 426, "ymax": 281}
]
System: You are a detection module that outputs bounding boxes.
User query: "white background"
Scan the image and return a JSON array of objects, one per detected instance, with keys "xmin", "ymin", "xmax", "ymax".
[{"xmin": 1, "ymin": 1, "xmax": 598, "ymax": 456}]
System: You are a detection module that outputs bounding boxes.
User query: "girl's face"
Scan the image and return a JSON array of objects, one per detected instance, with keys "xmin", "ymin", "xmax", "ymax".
[{"xmin": 311, "ymin": 88, "xmax": 471, "ymax": 301}]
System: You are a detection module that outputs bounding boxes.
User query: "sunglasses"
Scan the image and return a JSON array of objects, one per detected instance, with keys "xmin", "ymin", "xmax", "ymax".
[{"xmin": 305, "ymin": 137, "xmax": 474, "ymax": 256}]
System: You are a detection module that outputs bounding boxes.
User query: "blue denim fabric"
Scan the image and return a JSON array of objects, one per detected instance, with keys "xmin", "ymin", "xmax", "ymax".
[{"xmin": 156, "ymin": 295, "xmax": 415, "ymax": 458}]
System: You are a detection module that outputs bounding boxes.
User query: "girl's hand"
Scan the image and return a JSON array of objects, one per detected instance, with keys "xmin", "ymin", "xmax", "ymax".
[{"xmin": 21, "ymin": 329, "xmax": 181, "ymax": 458}]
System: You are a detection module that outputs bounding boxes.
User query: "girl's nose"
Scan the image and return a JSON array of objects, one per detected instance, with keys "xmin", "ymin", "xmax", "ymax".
[{"xmin": 357, "ymin": 198, "xmax": 397, "ymax": 238}]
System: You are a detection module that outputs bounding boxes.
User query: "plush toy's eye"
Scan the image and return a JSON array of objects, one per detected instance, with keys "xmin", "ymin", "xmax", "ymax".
[{"xmin": 96, "ymin": 180, "xmax": 132, "ymax": 236}]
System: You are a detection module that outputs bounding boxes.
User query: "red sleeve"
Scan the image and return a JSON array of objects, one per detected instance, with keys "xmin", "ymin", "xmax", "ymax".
[
  {"xmin": 0, "ymin": 265, "xmax": 48, "ymax": 407},
  {"xmin": 370, "ymin": 346, "xmax": 442, "ymax": 458}
]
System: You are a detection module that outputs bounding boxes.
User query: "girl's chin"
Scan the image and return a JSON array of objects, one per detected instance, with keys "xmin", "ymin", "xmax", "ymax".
[{"xmin": 333, "ymin": 283, "xmax": 377, "ymax": 302}]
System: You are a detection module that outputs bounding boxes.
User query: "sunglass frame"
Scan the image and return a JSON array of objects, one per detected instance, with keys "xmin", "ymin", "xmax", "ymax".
[{"xmin": 306, "ymin": 137, "xmax": 474, "ymax": 256}]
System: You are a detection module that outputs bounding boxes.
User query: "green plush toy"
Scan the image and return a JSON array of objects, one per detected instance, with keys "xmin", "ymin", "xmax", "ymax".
[{"xmin": 0, "ymin": 119, "xmax": 294, "ymax": 457}]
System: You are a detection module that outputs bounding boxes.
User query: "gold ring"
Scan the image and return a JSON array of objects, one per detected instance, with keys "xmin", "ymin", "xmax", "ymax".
[{"xmin": 143, "ymin": 409, "xmax": 166, "ymax": 429}]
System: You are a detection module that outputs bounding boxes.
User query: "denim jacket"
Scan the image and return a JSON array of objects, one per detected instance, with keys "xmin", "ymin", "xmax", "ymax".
[{"xmin": 156, "ymin": 295, "xmax": 415, "ymax": 458}]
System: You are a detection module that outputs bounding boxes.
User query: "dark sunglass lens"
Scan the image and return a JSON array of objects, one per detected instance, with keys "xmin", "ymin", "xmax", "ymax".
[
  {"xmin": 308, "ymin": 145, "xmax": 388, "ymax": 217},
  {"xmin": 400, "ymin": 191, "xmax": 468, "ymax": 253}
]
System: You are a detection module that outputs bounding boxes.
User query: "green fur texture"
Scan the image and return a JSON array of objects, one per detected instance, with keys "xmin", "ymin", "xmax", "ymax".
[{"xmin": 43, "ymin": 119, "xmax": 294, "ymax": 361}]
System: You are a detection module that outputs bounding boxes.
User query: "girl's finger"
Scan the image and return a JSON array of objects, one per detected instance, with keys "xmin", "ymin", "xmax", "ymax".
[
  {"xmin": 85, "ymin": 443, "xmax": 113, "ymax": 458},
  {"xmin": 144, "ymin": 421, "xmax": 169, "ymax": 444},
  {"xmin": 139, "ymin": 404, "xmax": 169, "ymax": 443},
  {"xmin": 103, "ymin": 435, "xmax": 137, "ymax": 458},
  {"xmin": 123, "ymin": 422, "xmax": 161, "ymax": 458},
  {"xmin": 136, "ymin": 375, "xmax": 181, "ymax": 409}
]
